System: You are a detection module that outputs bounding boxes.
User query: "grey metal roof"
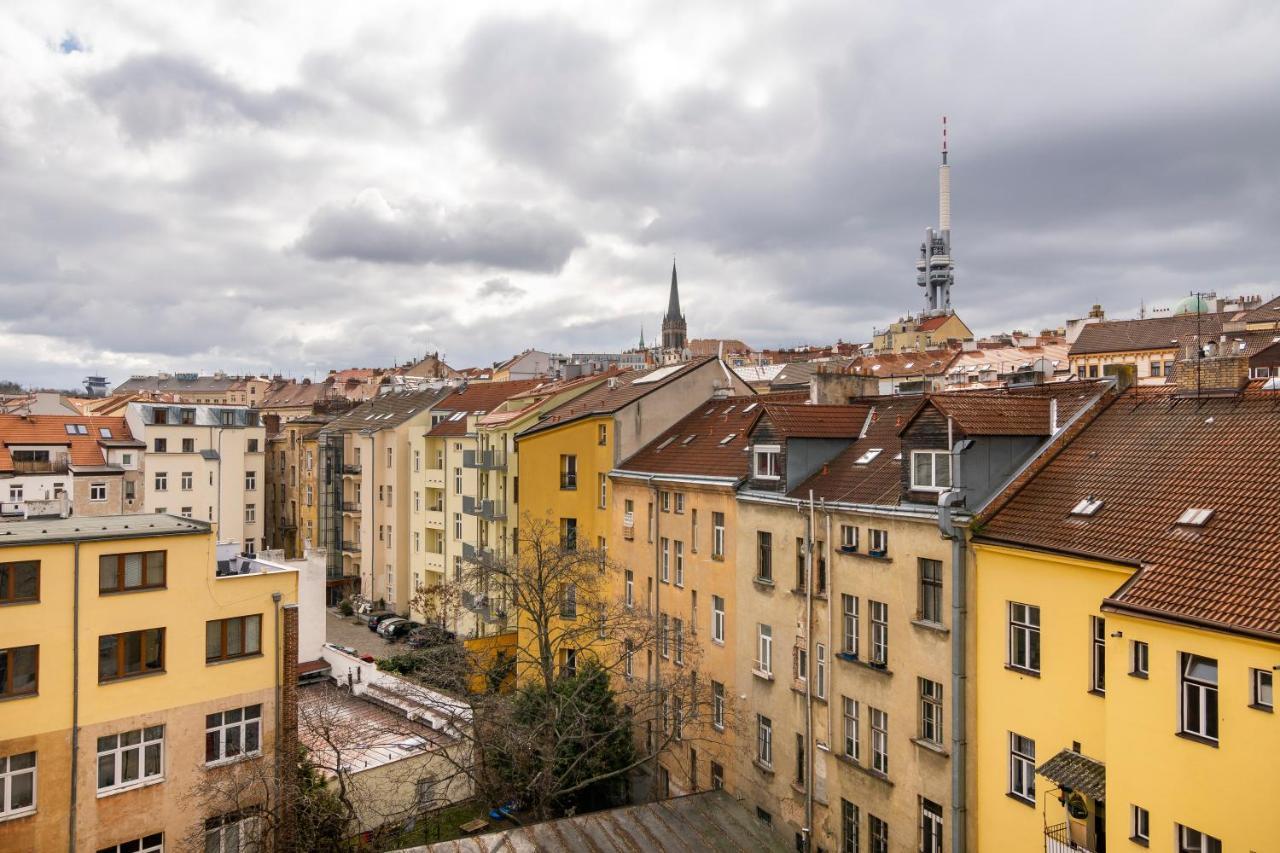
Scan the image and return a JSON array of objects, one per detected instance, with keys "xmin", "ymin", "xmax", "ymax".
[
  {"xmin": 199, "ymin": 449, "xmax": 221, "ymax": 460},
  {"xmin": 402, "ymin": 790, "xmax": 790, "ymax": 853},
  {"xmin": 1037, "ymin": 748, "xmax": 1106, "ymax": 800},
  {"xmin": 0, "ymin": 514, "xmax": 210, "ymax": 546}
]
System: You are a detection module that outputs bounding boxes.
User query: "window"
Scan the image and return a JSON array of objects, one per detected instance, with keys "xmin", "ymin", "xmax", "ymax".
[
  {"xmin": 815, "ymin": 643, "xmax": 827, "ymax": 699},
  {"xmin": 674, "ymin": 540, "xmax": 684, "ymax": 586},
  {"xmin": 0, "ymin": 751, "xmax": 36, "ymax": 819},
  {"xmin": 842, "ymin": 594, "xmax": 859, "ymax": 657},
  {"xmin": 454, "ymin": 513, "xmax": 462, "ymax": 539},
  {"xmin": 842, "ymin": 697, "xmax": 859, "ymax": 760},
  {"xmin": 154, "ymin": 472, "xmax": 167, "ymax": 492},
  {"xmin": 598, "ymin": 473, "xmax": 607, "ymax": 508},
  {"xmin": 757, "ymin": 531, "xmax": 773, "ymax": 582},
  {"xmin": 690, "ymin": 508, "xmax": 698, "ymax": 552},
  {"xmin": 559, "ymin": 454, "xmax": 577, "ymax": 489},
  {"xmin": 712, "ymin": 512, "xmax": 725, "ymax": 558},
  {"xmin": 559, "ymin": 584, "xmax": 577, "ymax": 619},
  {"xmin": 673, "ymin": 696, "xmax": 683, "ymax": 739},
  {"xmin": 660, "ymin": 537, "xmax": 670, "ymax": 582},
  {"xmin": 178, "ymin": 471, "xmax": 193, "ymax": 491},
  {"xmin": 205, "ymin": 704, "xmax": 263, "ymax": 766},
  {"xmin": 244, "ymin": 471, "xmax": 256, "ymax": 491},
  {"xmin": 1130, "ymin": 804, "xmax": 1150, "ymax": 844},
  {"xmin": 869, "ymin": 601, "xmax": 888, "ymax": 667},
  {"xmin": 624, "ymin": 570, "xmax": 634, "ymax": 607},
  {"xmin": 96, "ymin": 726, "xmax": 164, "ymax": 794},
  {"xmin": 840, "ymin": 524, "xmax": 858, "ymax": 551},
  {"xmin": 919, "ymin": 678, "xmax": 943, "ymax": 746},
  {"xmin": 99, "ymin": 629, "xmax": 164, "ymax": 681},
  {"xmin": 624, "ymin": 641, "xmax": 633, "ymax": 678},
  {"xmin": 757, "ymin": 807, "xmax": 771, "ymax": 826},
  {"xmin": 795, "ymin": 537, "xmax": 807, "ymax": 590},
  {"xmin": 712, "ymin": 595, "xmax": 725, "ymax": 643},
  {"xmin": 89, "ymin": 482, "xmax": 108, "ymax": 502},
  {"xmin": 710, "ymin": 761, "xmax": 724, "ymax": 790},
  {"xmin": 795, "ymin": 647, "xmax": 807, "ymax": 684},
  {"xmin": 753, "ymin": 444, "xmax": 780, "ymax": 479},
  {"xmin": 688, "ymin": 747, "xmax": 698, "ymax": 791},
  {"xmin": 1252, "ymin": 667, "xmax": 1274, "ymax": 710},
  {"xmin": 660, "ymin": 613, "xmax": 670, "ymax": 658},
  {"xmin": 561, "ymin": 517, "xmax": 577, "ymax": 551},
  {"xmin": 1176, "ymin": 825, "xmax": 1222, "ymax": 853},
  {"xmin": 757, "ymin": 624, "xmax": 773, "ymax": 675},
  {"xmin": 386, "ymin": 447, "xmax": 393, "ymax": 468},
  {"xmin": 244, "ymin": 504, "xmax": 255, "ymax": 523},
  {"xmin": 868, "ymin": 528, "xmax": 888, "ymax": 557},
  {"xmin": 153, "ymin": 437, "xmax": 167, "ymax": 453},
  {"xmin": 0, "ymin": 561, "xmax": 39, "ymax": 604},
  {"xmin": 560, "ymin": 647, "xmax": 577, "ymax": 677},
  {"xmin": 182, "ymin": 438, "xmax": 195, "ymax": 453},
  {"xmin": 1008, "ymin": 732, "xmax": 1036, "ymax": 804},
  {"xmin": 870, "ymin": 707, "xmax": 888, "ymax": 774},
  {"xmin": 206, "ymin": 616, "xmax": 262, "ymax": 663},
  {"xmin": 911, "ymin": 450, "xmax": 952, "ymax": 491},
  {"xmin": 0, "ymin": 645, "xmax": 38, "ymax": 698},
  {"xmin": 674, "ymin": 492, "xmax": 684, "ymax": 514},
  {"xmin": 1180, "ymin": 653, "xmax": 1218, "ymax": 741},
  {"xmin": 795, "ymin": 732, "xmax": 806, "ymax": 786},
  {"xmin": 921, "ymin": 799, "xmax": 943, "ymax": 853},
  {"xmin": 205, "ymin": 810, "xmax": 261, "ymax": 853},
  {"xmin": 1130, "ymin": 640, "xmax": 1149, "ymax": 678},
  {"xmin": 868, "ymin": 814, "xmax": 888, "ymax": 853},
  {"xmin": 756, "ymin": 714, "xmax": 773, "ymax": 766},
  {"xmin": 712, "ymin": 681, "xmax": 725, "ymax": 730},
  {"xmin": 913, "ymin": 558, "xmax": 945, "ymax": 626},
  {"xmin": 1090, "ymin": 616, "xmax": 1106, "ymax": 693},
  {"xmin": 123, "ymin": 453, "xmax": 133, "ymax": 467},
  {"xmin": 841, "ymin": 800, "xmax": 859, "ymax": 853},
  {"xmin": 99, "ymin": 552, "xmax": 166, "ymax": 593},
  {"xmin": 598, "ymin": 423, "xmax": 607, "ymax": 445},
  {"xmin": 454, "ymin": 467, "xmax": 462, "ymax": 494},
  {"xmin": 1008, "ymin": 602, "xmax": 1041, "ymax": 673}
]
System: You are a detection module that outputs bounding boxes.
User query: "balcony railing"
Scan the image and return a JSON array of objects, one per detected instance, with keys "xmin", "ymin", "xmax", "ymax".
[
  {"xmin": 463, "ymin": 448, "xmax": 507, "ymax": 470},
  {"xmin": 12, "ymin": 459, "xmax": 70, "ymax": 475},
  {"xmin": 462, "ymin": 542, "xmax": 499, "ymax": 566},
  {"xmin": 342, "ymin": 501, "xmax": 361, "ymax": 513},
  {"xmin": 560, "ymin": 472, "xmax": 577, "ymax": 490},
  {"xmin": 1044, "ymin": 823, "xmax": 1094, "ymax": 853},
  {"xmin": 341, "ymin": 540, "xmax": 361, "ymax": 553},
  {"xmin": 341, "ymin": 463, "xmax": 361, "ymax": 475}
]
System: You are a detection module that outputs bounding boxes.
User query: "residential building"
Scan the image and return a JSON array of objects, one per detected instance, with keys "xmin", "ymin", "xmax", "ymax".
[
  {"xmin": 124, "ymin": 402, "xmax": 265, "ymax": 553},
  {"xmin": 490, "ymin": 350, "xmax": 553, "ymax": 382},
  {"xmin": 971, "ymin": 354, "xmax": 1280, "ymax": 852},
  {"xmin": 0, "ymin": 414, "xmax": 144, "ymax": 521},
  {"xmin": 942, "ymin": 340, "xmax": 1072, "ymax": 390},
  {"xmin": 317, "ymin": 388, "xmax": 452, "ymax": 614},
  {"xmin": 265, "ymin": 414, "xmax": 330, "ymax": 563},
  {"xmin": 871, "ymin": 313, "xmax": 974, "ymax": 354},
  {"xmin": 112, "ymin": 372, "xmax": 263, "ymax": 405},
  {"xmin": 0, "ymin": 514, "xmax": 299, "ymax": 851}
]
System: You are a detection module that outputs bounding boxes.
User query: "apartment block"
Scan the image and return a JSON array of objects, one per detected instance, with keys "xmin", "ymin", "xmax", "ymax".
[
  {"xmin": 124, "ymin": 403, "xmax": 266, "ymax": 553},
  {"xmin": 0, "ymin": 515, "xmax": 299, "ymax": 851},
  {"xmin": 265, "ymin": 414, "xmax": 329, "ymax": 564}
]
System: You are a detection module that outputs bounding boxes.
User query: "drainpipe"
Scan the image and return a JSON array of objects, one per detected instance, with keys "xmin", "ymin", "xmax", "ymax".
[
  {"xmin": 803, "ymin": 491, "xmax": 815, "ymax": 850},
  {"xmin": 68, "ymin": 542, "xmax": 81, "ymax": 853},
  {"xmin": 824, "ymin": 506, "xmax": 834, "ymax": 764},
  {"xmin": 272, "ymin": 591, "xmax": 283, "ymax": 824},
  {"xmin": 938, "ymin": 474, "xmax": 968, "ymax": 853},
  {"xmin": 648, "ymin": 474, "xmax": 661, "ymax": 797}
]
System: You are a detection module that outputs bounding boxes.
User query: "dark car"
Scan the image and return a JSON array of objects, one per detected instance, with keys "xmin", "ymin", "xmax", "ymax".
[
  {"xmin": 384, "ymin": 620, "xmax": 423, "ymax": 640},
  {"xmin": 366, "ymin": 612, "xmax": 398, "ymax": 632}
]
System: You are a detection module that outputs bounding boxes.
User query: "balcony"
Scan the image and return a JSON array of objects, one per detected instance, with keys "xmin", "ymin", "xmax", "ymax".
[
  {"xmin": 423, "ymin": 468, "xmax": 445, "ymax": 488},
  {"xmin": 425, "ymin": 551, "xmax": 445, "ymax": 572},
  {"xmin": 342, "ymin": 501, "xmax": 361, "ymax": 514},
  {"xmin": 342, "ymin": 540, "xmax": 362, "ymax": 553},
  {"xmin": 424, "ymin": 510, "xmax": 445, "ymax": 530},
  {"xmin": 1044, "ymin": 824, "xmax": 1094, "ymax": 853},
  {"xmin": 462, "ymin": 497, "xmax": 507, "ymax": 521},
  {"xmin": 12, "ymin": 458, "xmax": 70, "ymax": 475},
  {"xmin": 341, "ymin": 463, "xmax": 361, "ymax": 475},
  {"xmin": 463, "ymin": 448, "xmax": 507, "ymax": 470},
  {"xmin": 560, "ymin": 472, "xmax": 577, "ymax": 490},
  {"xmin": 462, "ymin": 542, "xmax": 499, "ymax": 566}
]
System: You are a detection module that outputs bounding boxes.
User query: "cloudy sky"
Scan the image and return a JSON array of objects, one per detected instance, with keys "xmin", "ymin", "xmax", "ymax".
[{"xmin": 3, "ymin": 1, "xmax": 1278, "ymax": 389}]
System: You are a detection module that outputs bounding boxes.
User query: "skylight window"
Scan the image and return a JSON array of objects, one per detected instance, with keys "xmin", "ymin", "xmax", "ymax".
[
  {"xmin": 1176, "ymin": 508, "xmax": 1214, "ymax": 527},
  {"xmin": 893, "ymin": 453, "xmax": 903, "ymax": 461},
  {"xmin": 656, "ymin": 436, "xmax": 676, "ymax": 451},
  {"xmin": 854, "ymin": 448, "xmax": 883, "ymax": 465},
  {"xmin": 1071, "ymin": 497, "xmax": 1104, "ymax": 516},
  {"xmin": 449, "ymin": 412, "xmax": 466, "ymax": 421},
  {"xmin": 720, "ymin": 433, "xmax": 737, "ymax": 445},
  {"xmin": 65, "ymin": 423, "xmax": 87, "ymax": 435},
  {"xmin": 743, "ymin": 402, "xmax": 758, "ymax": 412},
  {"xmin": 682, "ymin": 435, "xmax": 697, "ymax": 445},
  {"xmin": 99, "ymin": 428, "xmax": 112, "ymax": 438}
]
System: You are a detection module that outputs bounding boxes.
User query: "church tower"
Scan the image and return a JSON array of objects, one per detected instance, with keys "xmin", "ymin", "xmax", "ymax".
[
  {"xmin": 661, "ymin": 261, "xmax": 687, "ymax": 354},
  {"xmin": 916, "ymin": 117, "xmax": 955, "ymax": 317}
]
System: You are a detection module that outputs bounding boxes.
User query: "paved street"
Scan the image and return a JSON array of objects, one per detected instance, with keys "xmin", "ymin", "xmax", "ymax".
[{"xmin": 325, "ymin": 609, "xmax": 395, "ymax": 660}]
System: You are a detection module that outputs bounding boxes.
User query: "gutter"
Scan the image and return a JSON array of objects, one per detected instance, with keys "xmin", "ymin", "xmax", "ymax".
[
  {"xmin": 738, "ymin": 488, "xmax": 959, "ymax": 523},
  {"xmin": 609, "ymin": 469, "xmax": 742, "ymax": 488}
]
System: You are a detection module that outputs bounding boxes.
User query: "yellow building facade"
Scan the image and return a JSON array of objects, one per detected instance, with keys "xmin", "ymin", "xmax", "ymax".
[{"xmin": 0, "ymin": 515, "xmax": 298, "ymax": 852}]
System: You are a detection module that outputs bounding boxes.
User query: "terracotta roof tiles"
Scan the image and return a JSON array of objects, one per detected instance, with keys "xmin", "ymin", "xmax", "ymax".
[
  {"xmin": 0, "ymin": 415, "xmax": 133, "ymax": 471},
  {"xmin": 426, "ymin": 380, "xmax": 543, "ymax": 436},
  {"xmin": 616, "ymin": 396, "xmax": 768, "ymax": 479}
]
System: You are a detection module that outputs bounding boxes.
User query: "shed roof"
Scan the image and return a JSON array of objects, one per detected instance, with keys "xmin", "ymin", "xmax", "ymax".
[{"xmin": 1037, "ymin": 749, "xmax": 1106, "ymax": 801}]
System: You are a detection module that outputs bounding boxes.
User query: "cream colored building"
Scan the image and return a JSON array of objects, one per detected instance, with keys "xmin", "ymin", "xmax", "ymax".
[{"xmin": 125, "ymin": 402, "xmax": 266, "ymax": 553}]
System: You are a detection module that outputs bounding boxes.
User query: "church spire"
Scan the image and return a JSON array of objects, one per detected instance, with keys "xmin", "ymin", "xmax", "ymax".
[
  {"xmin": 660, "ymin": 258, "xmax": 688, "ymax": 358},
  {"xmin": 666, "ymin": 260, "xmax": 682, "ymax": 321}
]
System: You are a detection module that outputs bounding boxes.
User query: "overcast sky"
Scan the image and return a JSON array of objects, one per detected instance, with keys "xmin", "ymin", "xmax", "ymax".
[{"xmin": 3, "ymin": 1, "xmax": 1279, "ymax": 389}]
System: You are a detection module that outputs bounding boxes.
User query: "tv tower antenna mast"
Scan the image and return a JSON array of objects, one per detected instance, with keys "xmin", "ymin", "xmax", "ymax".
[{"xmin": 917, "ymin": 116, "xmax": 955, "ymax": 317}]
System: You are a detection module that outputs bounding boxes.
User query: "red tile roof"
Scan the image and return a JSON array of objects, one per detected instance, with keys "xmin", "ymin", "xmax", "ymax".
[
  {"xmin": 788, "ymin": 399, "xmax": 914, "ymax": 505},
  {"xmin": 977, "ymin": 384, "xmax": 1280, "ymax": 639},
  {"xmin": 846, "ymin": 351, "xmax": 958, "ymax": 377},
  {"xmin": 1068, "ymin": 312, "xmax": 1231, "ymax": 356},
  {"xmin": 616, "ymin": 396, "xmax": 778, "ymax": 479},
  {"xmin": 426, "ymin": 380, "xmax": 543, "ymax": 436},
  {"xmin": 759, "ymin": 402, "xmax": 873, "ymax": 438},
  {"xmin": 916, "ymin": 315, "xmax": 952, "ymax": 332},
  {"xmin": 0, "ymin": 415, "xmax": 134, "ymax": 471}
]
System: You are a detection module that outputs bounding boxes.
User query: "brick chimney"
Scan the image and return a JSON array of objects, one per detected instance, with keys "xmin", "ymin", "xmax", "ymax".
[{"xmin": 1173, "ymin": 354, "xmax": 1250, "ymax": 397}]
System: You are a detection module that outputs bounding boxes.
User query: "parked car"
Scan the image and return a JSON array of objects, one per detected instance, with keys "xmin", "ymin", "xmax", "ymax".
[
  {"xmin": 376, "ymin": 617, "xmax": 406, "ymax": 638},
  {"xmin": 366, "ymin": 612, "xmax": 398, "ymax": 632},
  {"xmin": 384, "ymin": 620, "xmax": 423, "ymax": 641}
]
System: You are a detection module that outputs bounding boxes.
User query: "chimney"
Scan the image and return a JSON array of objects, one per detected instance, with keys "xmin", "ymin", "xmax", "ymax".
[
  {"xmin": 1049, "ymin": 398, "xmax": 1058, "ymax": 433},
  {"xmin": 1173, "ymin": 353, "xmax": 1250, "ymax": 397}
]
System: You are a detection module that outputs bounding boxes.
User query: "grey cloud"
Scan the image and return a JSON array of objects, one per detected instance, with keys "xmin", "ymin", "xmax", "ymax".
[
  {"xmin": 87, "ymin": 53, "xmax": 323, "ymax": 142},
  {"xmin": 295, "ymin": 191, "xmax": 585, "ymax": 272},
  {"xmin": 478, "ymin": 277, "xmax": 524, "ymax": 299}
]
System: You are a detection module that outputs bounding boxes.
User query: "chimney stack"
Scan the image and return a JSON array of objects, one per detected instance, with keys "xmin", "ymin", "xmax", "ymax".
[{"xmin": 1174, "ymin": 353, "xmax": 1250, "ymax": 397}]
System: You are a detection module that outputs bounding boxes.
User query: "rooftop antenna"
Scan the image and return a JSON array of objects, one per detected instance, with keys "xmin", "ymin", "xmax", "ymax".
[{"xmin": 939, "ymin": 115, "xmax": 951, "ymax": 232}]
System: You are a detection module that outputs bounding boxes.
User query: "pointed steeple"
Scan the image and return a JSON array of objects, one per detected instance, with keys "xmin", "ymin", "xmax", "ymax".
[
  {"xmin": 640, "ymin": 324, "xmax": 645, "ymax": 350},
  {"xmin": 666, "ymin": 261, "xmax": 682, "ymax": 321}
]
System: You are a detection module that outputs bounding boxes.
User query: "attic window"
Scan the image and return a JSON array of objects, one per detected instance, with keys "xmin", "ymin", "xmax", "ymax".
[
  {"xmin": 893, "ymin": 453, "xmax": 903, "ymax": 461},
  {"xmin": 99, "ymin": 428, "xmax": 112, "ymax": 438},
  {"xmin": 854, "ymin": 448, "xmax": 883, "ymax": 465},
  {"xmin": 1176, "ymin": 508, "xmax": 1214, "ymax": 527},
  {"xmin": 720, "ymin": 433, "xmax": 737, "ymax": 445},
  {"xmin": 656, "ymin": 436, "xmax": 676, "ymax": 451},
  {"xmin": 65, "ymin": 424, "xmax": 87, "ymax": 435},
  {"xmin": 682, "ymin": 435, "xmax": 697, "ymax": 445},
  {"xmin": 724, "ymin": 405, "xmax": 736, "ymax": 414},
  {"xmin": 1070, "ymin": 497, "xmax": 1104, "ymax": 517},
  {"xmin": 449, "ymin": 412, "xmax": 466, "ymax": 422},
  {"xmin": 743, "ymin": 403, "xmax": 758, "ymax": 412}
]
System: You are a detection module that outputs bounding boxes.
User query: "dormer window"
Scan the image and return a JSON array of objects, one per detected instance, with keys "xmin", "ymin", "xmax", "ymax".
[
  {"xmin": 754, "ymin": 445, "xmax": 781, "ymax": 480},
  {"xmin": 910, "ymin": 450, "xmax": 952, "ymax": 491},
  {"xmin": 1071, "ymin": 497, "xmax": 1104, "ymax": 517}
]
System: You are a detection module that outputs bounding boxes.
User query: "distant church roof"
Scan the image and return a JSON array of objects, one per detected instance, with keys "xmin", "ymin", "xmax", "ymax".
[{"xmin": 665, "ymin": 262, "xmax": 683, "ymax": 321}]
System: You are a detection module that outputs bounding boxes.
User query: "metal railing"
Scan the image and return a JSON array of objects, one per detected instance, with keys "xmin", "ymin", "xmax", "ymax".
[
  {"xmin": 341, "ymin": 540, "xmax": 361, "ymax": 553},
  {"xmin": 341, "ymin": 463, "xmax": 361, "ymax": 475},
  {"xmin": 341, "ymin": 501, "xmax": 361, "ymax": 513},
  {"xmin": 1044, "ymin": 823, "xmax": 1093, "ymax": 853},
  {"xmin": 462, "ymin": 448, "xmax": 507, "ymax": 470}
]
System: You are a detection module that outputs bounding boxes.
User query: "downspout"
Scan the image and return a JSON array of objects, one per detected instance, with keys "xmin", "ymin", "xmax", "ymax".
[
  {"xmin": 824, "ymin": 506, "xmax": 834, "ymax": 761},
  {"xmin": 803, "ymin": 491, "xmax": 815, "ymax": 849},
  {"xmin": 648, "ymin": 474, "xmax": 661, "ymax": 797},
  {"xmin": 68, "ymin": 542, "xmax": 81, "ymax": 853},
  {"xmin": 938, "ymin": 472, "xmax": 967, "ymax": 853},
  {"xmin": 272, "ymin": 590, "xmax": 283, "ymax": 823}
]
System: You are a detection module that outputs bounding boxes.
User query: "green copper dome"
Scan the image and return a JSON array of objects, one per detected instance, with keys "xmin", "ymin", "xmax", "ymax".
[{"xmin": 1173, "ymin": 295, "xmax": 1213, "ymax": 315}]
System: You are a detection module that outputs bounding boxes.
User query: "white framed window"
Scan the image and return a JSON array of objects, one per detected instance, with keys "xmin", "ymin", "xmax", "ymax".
[
  {"xmin": 1130, "ymin": 804, "xmax": 1149, "ymax": 845},
  {"xmin": 1176, "ymin": 824, "xmax": 1222, "ymax": 853},
  {"xmin": 842, "ymin": 696, "xmax": 859, "ymax": 760},
  {"xmin": 757, "ymin": 623, "xmax": 773, "ymax": 675},
  {"xmin": 1008, "ymin": 602, "xmax": 1041, "ymax": 673},
  {"xmin": 414, "ymin": 491, "xmax": 421, "ymax": 512},
  {"xmin": 97, "ymin": 833, "xmax": 163, "ymax": 853},
  {"xmin": 868, "ymin": 528, "xmax": 888, "ymax": 557},
  {"xmin": 870, "ymin": 600, "xmax": 888, "ymax": 666},
  {"xmin": 870, "ymin": 707, "xmax": 888, "ymax": 775},
  {"xmin": 181, "ymin": 507, "xmax": 193, "ymax": 519},
  {"xmin": 154, "ymin": 472, "xmax": 167, "ymax": 492},
  {"xmin": 1180, "ymin": 653, "xmax": 1218, "ymax": 742},
  {"xmin": 205, "ymin": 810, "xmax": 261, "ymax": 853},
  {"xmin": 660, "ymin": 613, "xmax": 669, "ymax": 658},
  {"xmin": 753, "ymin": 444, "xmax": 781, "ymax": 479},
  {"xmin": 0, "ymin": 751, "xmax": 36, "ymax": 819},
  {"xmin": 413, "ymin": 450, "xmax": 420, "ymax": 472},
  {"xmin": 205, "ymin": 705, "xmax": 262, "ymax": 765},
  {"xmin": 674, "ymin": 492, "xmax": 684, "ymax": 514},
  {"xmin": 673, "ymin": 618, "xmax": 684, "ymax": 665},
  {"xmin": 910, "ymin": 450, "xmax": 952, "ymax": 491},
  {"xmin": 413, "ymin": 532, "xmax": 420, "ymax": 552},
  {"xmin": 674, "ymin": 540, "xmax": 684, "ymax": 587},
  {"xmin": 660, "ymin": 490, "xmax": 670, "ymax": 512},
  {"xmin": 1130, "ymin": 640, "xmax": 1149, "ymax": 677},
  {"xmin": 454, "ymin": 513, "xmax": 462, "ymax": 539},
  {"xmin": 919, "ymin": 558, "xmax": 944, "ymax": 624},
  {"xmin": 756, "ymin": 714, "xmax": 773, "ymax": 767},
  {"xmin": 712, "ymin": 512, "xmax": 725, "ymax": 557},
  {"xmin": 97, "ymin": 726, "xmax": 164, "ymax": 795},
  {"xmin": 1008, "ymin": 732, "xmax": 1035, "ymax": 804},
  {"xmin": 842, "ymin": 594, "xmax": 859, "ymax": 657},
  {"xmin": 1090, "ymin": 615, "xmax": 1106, "ymax": 693},
  {"xmin": 795, "ymin": 646, "xmax": 808, "ymax": 684},
  {"xmin": 712, "ymin": 595, "xmax": 725, "ymax": 643},
  {"xmin": 598, "ymin": 473, "xmax": 607, "ymax": 509},
  {"xmin": 919, "ymin": 677, "xmax": 943, "ymax": 746},
  {"xmin": 89, "ymin": 482, "xmax": 107, "ymax": 502},
  {"xmin": 921, "ymin": 799, "xmax": 943, "ymax": 853},
  {"xmin": 841, "ymin": 800, "xmax": 859, "ymax": 853},
  {"xmin": 624, "ymin": 641, "xmax": 633, "ymax": 678},
  {"xmin": 624, "ymin": 570, "xmax": 634, "ymax": 607},
  {"xmin": 1252, "ymin": 667, "xmax": 1274, "ymax": 710},
  {"xmin": 840, "ymin": 524, "xmax": 857, "ymax": 551},
  {"xmin": 454, "ymin": 467, "xmax": 462, "ymax": 495},
  {"xmin": 244, "ymin": 471, "xmax": 256, "ymax": 491},
  {"xmin": 712, "ymin": 681, "xmax": 725, "ymax": 730},
  {"xmin": 244, "ymin": 504, "xmax": 255, "ymax": 523},
  {"xmin": 660, "ymin": 537, "xmax": 670, "ymax": 582},
  {"xmin": 815, "ymin": 644, "xmax": 827, "ymax": 699}
]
